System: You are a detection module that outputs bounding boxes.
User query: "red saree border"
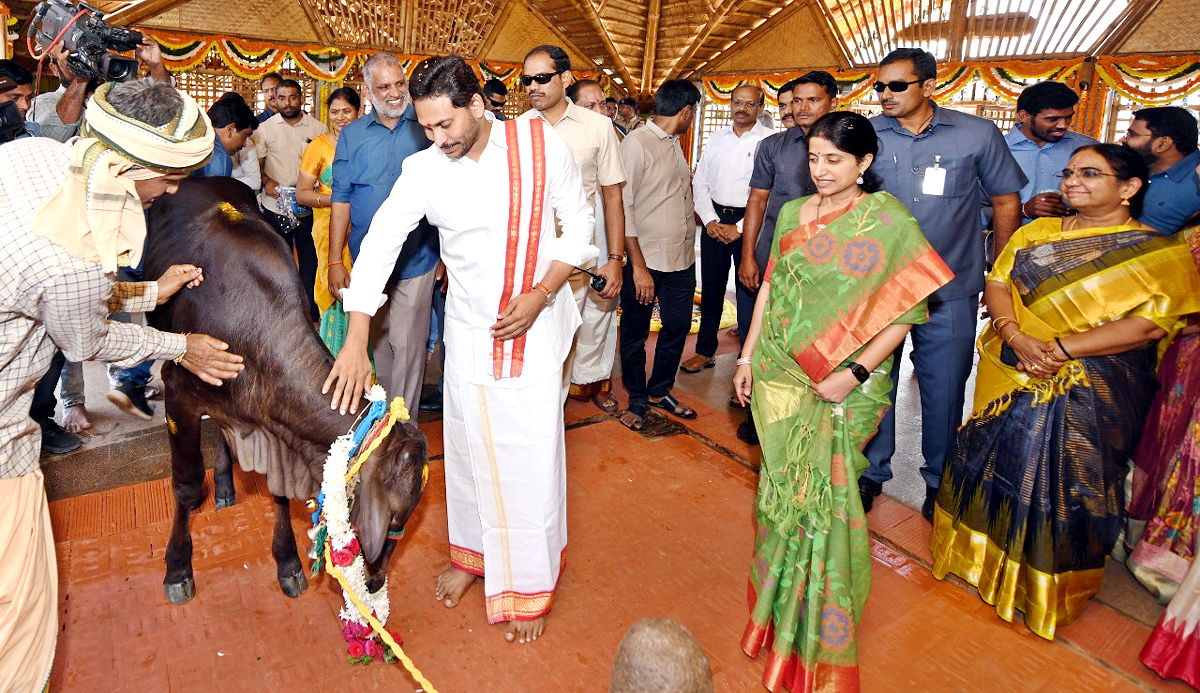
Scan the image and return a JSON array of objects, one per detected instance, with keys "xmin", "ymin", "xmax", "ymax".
[
  {"xmin": 743, "ymin": 581, "xmax": 861, "ymax": 693},
  {"xmin": 1141, "ymin": 613, "xmax": 1200, "ymax": 689},
  {"xmin": 797, "ymin": 246, "xmax": 953, "ymax": 381}
]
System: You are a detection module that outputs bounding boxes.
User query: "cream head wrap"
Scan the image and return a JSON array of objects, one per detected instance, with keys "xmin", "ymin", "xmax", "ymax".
[{"xmin": 32, "ymin": 80, "xmax": 214, "ymax": 273}]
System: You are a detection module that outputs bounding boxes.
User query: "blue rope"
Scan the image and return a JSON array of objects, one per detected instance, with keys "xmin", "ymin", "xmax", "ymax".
[{"xmin": 349, "ymin": 398, "xmax": 387, "ymax": 458}]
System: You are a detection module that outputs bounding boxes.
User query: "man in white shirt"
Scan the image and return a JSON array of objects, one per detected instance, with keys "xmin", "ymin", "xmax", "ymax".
[
  {"xmin": 519, "ymin": 45, "xmax": 627, "ymax": 412},
  {"xmin": 325, "ymin": 55, "xmax": 596, "ymax": 646},
  {"xmin": 681, "ymin": 84, "xmax": 772, "ymax": 374}
]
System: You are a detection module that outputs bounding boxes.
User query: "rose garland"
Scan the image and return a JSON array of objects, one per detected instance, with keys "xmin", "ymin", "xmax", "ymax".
[{"xmin": 307, "ymin": 387, "xmax": 437, "ymax": 692}]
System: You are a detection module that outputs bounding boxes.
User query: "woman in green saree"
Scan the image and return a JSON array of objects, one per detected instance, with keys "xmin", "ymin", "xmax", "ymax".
[
  {"xmin": 930, "ymin": 145, "xmax": 1200, "ymax": 641},
  {"xmin": 733, "ymin": 112, "xmax": 952, "ymax": 692}
]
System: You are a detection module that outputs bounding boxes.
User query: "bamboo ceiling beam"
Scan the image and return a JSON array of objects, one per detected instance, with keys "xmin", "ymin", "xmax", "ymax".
[
  {"xmin": 106, "ymin": 0, "xmax": 192, "ymax": 26},
  {"xmin": 810, "ymin": 0, "xmax": 856, "ymax": 69},
  {"xmin": 945, "ymin": 0, "xmax": 969, "ymax": 62},
  {"xmin": 296, "ymin": 0, "xmax": 337, "ymax": 48},
  {"xmin": 475, "ymin": 0, "xmax": 515, "ymax": 58},
  {"xmin": 640, "ymin": 0, "xmax": 660, "ymax": 94},
  {"xmin": 552, "ymin": 0, "xmax": 637, "ymax": 96},
  {"xmin": 660, "ymin": 0, "xmax": 754, "ymax": 84},
  {"xmin": 1094, "ymin": 0, "xmax": 1162, "ymax": 55}
]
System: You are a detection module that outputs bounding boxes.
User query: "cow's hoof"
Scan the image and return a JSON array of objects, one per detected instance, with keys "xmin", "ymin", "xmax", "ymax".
[
  {"xmin": 215, "ymin": 494, "xmax": 236, "ymax": 509},
  {"xmin": 279, "ymin": 571, "xmax": 308, "ymax": 598},
  {"xmin": 165, "ymin": 577, "xmax": 195, "ymax": 605}
]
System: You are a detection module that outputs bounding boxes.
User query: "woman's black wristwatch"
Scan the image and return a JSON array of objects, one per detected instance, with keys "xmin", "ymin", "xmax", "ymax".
[{"xmin": 847, "ymin": 362, "xmax": 870, "ymax": 383}]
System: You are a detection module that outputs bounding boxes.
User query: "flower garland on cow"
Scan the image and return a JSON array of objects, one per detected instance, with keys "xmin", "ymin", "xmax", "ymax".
[{"xmin": 306, "ymin": 386, "xmax": 437, "ymax": 692}]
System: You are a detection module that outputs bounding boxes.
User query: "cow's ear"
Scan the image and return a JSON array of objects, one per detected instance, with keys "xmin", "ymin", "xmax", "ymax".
[{"xmin": 351, "ymin": 458, "xmax": 391, "ymax": 565}]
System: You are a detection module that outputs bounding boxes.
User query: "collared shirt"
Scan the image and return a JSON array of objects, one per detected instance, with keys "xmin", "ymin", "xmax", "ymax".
[
  {"xmin": 231, "ymin": 144, "xmax": 261, "ymax": 190},
  {"xmin": 615, "ymin": 115, "xmax": 644, "ymax": 134},
  {"xmin": 256, "ymin": 107, "xmax": 275, "ymax": 124},
  {"xmin": 872, "ymin": 105, "xmax": 1026, "ymax": 300},
  {"xmin": 252, "ymin": 111, "xmax": 328, "ymax": 214},
  {"xmin": 331, "ymin": 106, "xmax": 438, "ymax": 280},
  {"xmin": 1142, "ymin": 150, "xmax": 1200, "ymax": 234},
  {"xmin": 28, "ymin": 85, "xmax": 79, "ymax": 143},
  {"xmin": 694, "ymin": 121, "xmax": 774, "ymax": 229},
  {"xmin": 748, "ymin": 126, "xmax": 816, "ymax": 267},
  {"xmin": 621, "ymin": 120, "xmax": 696, "ymax": 272},
  {"xmin": 518, "ymin": 100, "xmax": 626, "ymax": 215},
  {"xmin": 193, "ymin": 138, "xmax": 232, "ymax": 178},
  {"xmin": 1005, "ymin": 124, "xmax": 1096, "ymax": 219},
  {"xmin": 0, "ymin": 138, "xmax": 186, "ymax": 478},
  {"xmin": 342, "ymin": 119, "xmax": 596, "ymax": 387}
]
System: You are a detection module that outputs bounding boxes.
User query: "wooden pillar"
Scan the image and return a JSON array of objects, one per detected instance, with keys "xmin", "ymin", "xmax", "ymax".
[{"xmin": 1072, "ymin": 59, "xmax": 1108, "ymax": 141}]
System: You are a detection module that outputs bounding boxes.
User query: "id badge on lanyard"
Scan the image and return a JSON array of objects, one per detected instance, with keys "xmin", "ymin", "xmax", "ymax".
[{"xmin": 922, "ymin": 154, "xmax": 946, "ymax": 196}]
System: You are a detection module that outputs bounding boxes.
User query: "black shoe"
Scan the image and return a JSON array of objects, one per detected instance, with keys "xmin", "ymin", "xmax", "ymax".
[
  {"xmin": 858, "ymin": 477, "xmax": 883, "ymax": 513},
  {"xmin": 736, "ymin": 411, "xmax": 759, "ymax": 445},
  {"xmin": 418, "ymin": 391, "xmax": 443, "ymax": 413},
  {"xmin": 107, "ymin": 381, "xmax": 153, "ymax": 421},
  {"xmin": 40, "ymin": 420, "xmax": 82, "ymax": 455},
  {"xmin": 922, "ymin": 484, "xmax": 939, "ymax": 522}
]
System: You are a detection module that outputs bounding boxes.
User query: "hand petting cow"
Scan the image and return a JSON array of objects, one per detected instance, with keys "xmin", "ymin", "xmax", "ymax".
[{"xmin": 144, "ymin": 177, "xmax": 428, "ymax": 605}]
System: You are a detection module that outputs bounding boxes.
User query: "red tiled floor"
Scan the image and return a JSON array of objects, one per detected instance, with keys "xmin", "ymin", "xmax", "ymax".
[{"xmin": 45, "ymin": 413, "xmax": 1176, "ymax": 692}]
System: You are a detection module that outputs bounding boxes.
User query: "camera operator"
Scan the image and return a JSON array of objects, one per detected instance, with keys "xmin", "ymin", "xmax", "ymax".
[
  {"xmin": 0, "ymin": 60, "xmax": 43, "ymax": 140},
  {"xmin": 0, "ymin": 79, "xmax": 244, "ymax": 690},
  {"xmin": 29, "ymin": 36, "xmax": 170, "ymax": 144}
]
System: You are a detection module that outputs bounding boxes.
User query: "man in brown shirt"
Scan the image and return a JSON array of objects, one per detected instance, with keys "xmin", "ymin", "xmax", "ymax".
[{"xmin": 618, "ymin": 79, "xmax": 701, "ymax": 430}]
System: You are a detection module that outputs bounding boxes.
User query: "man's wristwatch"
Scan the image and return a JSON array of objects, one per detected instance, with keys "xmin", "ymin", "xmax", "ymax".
[
  {"xmin": 608, "ymin": 253, "xmax": 627, "ymax": 266},
  {"xmin": 847, "ymin": 362, "xmax": 870, "ymax": 383},
  {"xmin": 534, "ymin": 282, "xmax": 556, "ymax": 306}
]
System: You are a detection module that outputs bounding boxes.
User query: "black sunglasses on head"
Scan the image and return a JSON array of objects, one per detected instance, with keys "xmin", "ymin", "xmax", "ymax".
[
  {"xmin": 521, "ymin": 71, "xmax": 562, "ymax": 87},
  {"xmin": 873, "ymin": 78, "xmax": 924, "ymax": 93}
]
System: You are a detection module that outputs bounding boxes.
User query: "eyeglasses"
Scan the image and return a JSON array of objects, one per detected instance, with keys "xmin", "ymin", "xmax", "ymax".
[
  {"xmin": 488, "ymin": 97, "xmax": 506, "ymax": 109},
  {"xmin": 521, "ymin": 71, "xmax": 562, "ymax": 87},
  {"xmin": 730, "ymin": 98, "xmax": 763, "ymax": 109},
  {"xmin": 1052, "ymin": 167, "xmax": 1119, "ymax": 181},
  {"xmin": 873, "ymin": 79, "xmax": 924, "ymax": 93}
]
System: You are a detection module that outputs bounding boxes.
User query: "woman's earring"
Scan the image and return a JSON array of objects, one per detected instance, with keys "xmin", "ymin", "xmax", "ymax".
[
  {"xmin": 856, "ymin": 174, "xmax": 865, "ymax": 185},
  {"xmin": 1120, "ymin": 197, "xmax": 1130, "ymax": 206}
]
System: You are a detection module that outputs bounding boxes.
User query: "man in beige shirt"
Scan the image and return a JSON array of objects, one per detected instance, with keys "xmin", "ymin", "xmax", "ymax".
[
  {"xmin": 252, "ymin": 78, "xmax": 328, "ymax": 320},
  {"xmin": 615, "ymin": 97, "xmax": 645, "ymax": 134},
  {"xmin": 519, "ymin": 45, "xmax": 627, "ymax": 412},
  {"xmin": 618, "ymin": 79, "xmax": 701, "ymax": 431}
]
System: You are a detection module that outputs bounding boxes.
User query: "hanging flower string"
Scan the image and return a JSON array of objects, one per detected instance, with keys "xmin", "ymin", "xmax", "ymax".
[{"xmin": 307, "ymin": 387, "xmax": 437, "ymax": 692}]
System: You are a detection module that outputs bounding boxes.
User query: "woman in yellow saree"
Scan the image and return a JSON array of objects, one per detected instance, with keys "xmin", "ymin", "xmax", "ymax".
[
  {"xmin": 733, "ymin": 112, "xmax": 952, "ymax": 692},
  {"xmin": 296, "ymin": 88, "xmax": 361, "ymax": 352},
  {"xmin": 931, "ymin": 144, "xmax": 1200, "ymax": 640}
]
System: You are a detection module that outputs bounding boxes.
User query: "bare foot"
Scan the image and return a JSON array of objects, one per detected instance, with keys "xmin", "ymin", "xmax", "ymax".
[
  {"xmin": 435, "ymin": 566, "xmax": 477, "ymax": 608},
  {"xmin": 62, "ymin": 405, "xmax": 92, "ymax": 433},
  {"xmin": 504, "ymin": 617, "xmax": 546, "ymax": 644}
]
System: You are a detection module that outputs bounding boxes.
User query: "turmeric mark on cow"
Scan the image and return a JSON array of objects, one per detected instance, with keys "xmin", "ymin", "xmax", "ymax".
[{"xmin": 217, "ymin": 202, "xmax": 243, "ymax": 223}]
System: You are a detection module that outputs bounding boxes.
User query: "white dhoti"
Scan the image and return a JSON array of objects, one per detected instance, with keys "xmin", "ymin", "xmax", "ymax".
[
  {"xmin": 0, "ymin": 470, "xmax": 58, "ymax": 692},
  {"xmin": 566, "ymin": 271, "xmax": 618, "ymax": 392},
  {"xmin": 444, "ymin": 362, "xmax": 567, "ymax": 623}
]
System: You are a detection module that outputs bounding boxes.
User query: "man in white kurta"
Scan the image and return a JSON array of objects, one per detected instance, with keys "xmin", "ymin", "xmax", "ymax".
[{"xmin": 328, "ymin": 55, "xmax": 596, "ymax": 644}]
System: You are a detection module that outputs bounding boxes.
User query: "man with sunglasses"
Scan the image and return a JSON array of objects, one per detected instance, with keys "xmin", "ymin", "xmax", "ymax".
[
  {"xmin": 860, "ymin": 47, "xmax": 1026, "ymax": 521},
  {"xmin": 1121, "ymin": 106, "xmax": 1200, "ymax": 233},
  {"xmin": 518, "ymin": 45, "xmax": 627, "ymax": 412},
  {"xmin": 734, "ymin": 71, "xmax": 835, "ymax": 444},
  {"xmin": 482, "ymin": 78, "xmax": 508, "ymax": 121},
  {"xmin": 1006, "ymin": 81, "xmax": 1096, "ymax": 223}
]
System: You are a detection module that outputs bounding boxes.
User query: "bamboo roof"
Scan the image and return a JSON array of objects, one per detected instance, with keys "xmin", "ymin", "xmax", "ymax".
[{"xmin": 6, "ymin": 0, "xmax": 1194, "ymax": 96}]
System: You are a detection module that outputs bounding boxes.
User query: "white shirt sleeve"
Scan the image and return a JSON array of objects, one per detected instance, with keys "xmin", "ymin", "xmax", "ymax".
[
  {"xmin": 692, "ymin": 131, "xmax": 720, "ymax": 227},
  {"xmin": 340, "ymin": 160, "xmax": 430, "ymax": 316}
]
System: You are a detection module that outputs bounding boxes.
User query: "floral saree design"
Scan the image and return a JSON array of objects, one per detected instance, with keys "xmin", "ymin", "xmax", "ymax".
[{"xmin": 742, "ymin": 192, "xmax": 951, "ymax": 692}]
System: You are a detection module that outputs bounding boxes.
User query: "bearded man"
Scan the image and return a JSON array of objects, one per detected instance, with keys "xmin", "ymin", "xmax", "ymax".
[
  {"xmin": 326, "ymin": 55, "xmax": 596, "ymax": 645},
  {"xmin": 0, "ymin": 78, "xmax": 244, "ymax": 690},
  {"xmin": 327, "ymin": 52, "xmax": 440, "ymax": 411}
]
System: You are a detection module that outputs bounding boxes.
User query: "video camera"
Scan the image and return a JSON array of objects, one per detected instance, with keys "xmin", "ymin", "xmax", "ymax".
[{"xmin": 28, "ymin": 0, "xmax": 143, "ymax": 82}]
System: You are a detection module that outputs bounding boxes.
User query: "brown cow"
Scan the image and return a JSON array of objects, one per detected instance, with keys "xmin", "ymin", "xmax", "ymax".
[{"xmin": 144, "ymin": 177, "xmax": 427, "ymax": 604}]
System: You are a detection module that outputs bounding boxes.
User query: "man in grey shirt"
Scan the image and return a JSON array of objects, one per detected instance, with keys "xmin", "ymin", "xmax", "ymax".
[{"xmin": 862, "ymin": 48, "xmax": 1026, "ymax": 521}]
